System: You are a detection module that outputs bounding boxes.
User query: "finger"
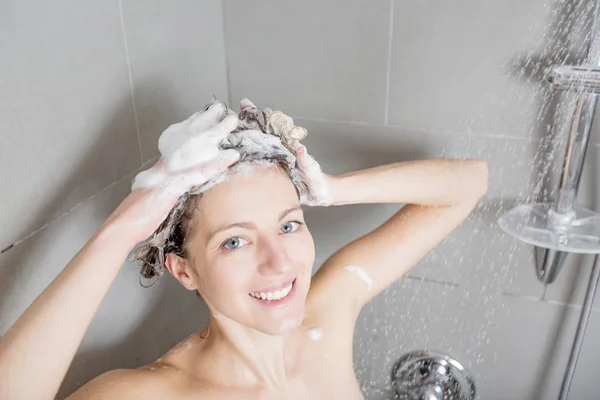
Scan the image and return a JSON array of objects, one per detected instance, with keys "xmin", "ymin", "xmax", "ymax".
[
  {"xmin": 294, "ymin": 144, "xmax": 312, "ymax": 167},
  {"xmin": 209, "ymin": 115, "xmax": 239, "ymax": 142},
  {"xmin": 288, "ymin": 126, "xmax": 307, "ymax": 141},
  {"xmin": 205, "ymin": 149, "xmax": 240, "ymax": 173},
  {"xmin": 190, "ymin": 101, "xmax": 227, "ymax": 132},
  {"xmin": 199, "ymin": 149, "xmax": 240, "ymax": 180},
  {"xmin": 240, "ymin": 98, "xmax": 257, "ymax": 111},
  {"xmin": 295, "ymin": 146, "xmax": 322, "ymax": 177}
]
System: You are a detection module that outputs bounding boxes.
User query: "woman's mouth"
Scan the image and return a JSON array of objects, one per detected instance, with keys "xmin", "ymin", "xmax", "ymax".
[{"xmin": 249, "ymin": 279, "xmax": 296, "ymax": 303}]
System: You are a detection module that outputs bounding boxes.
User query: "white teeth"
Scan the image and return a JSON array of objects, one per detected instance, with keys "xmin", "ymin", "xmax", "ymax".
[{"xmin": 250, "ymin": 282, "xmax": 293, "ymax": 301}]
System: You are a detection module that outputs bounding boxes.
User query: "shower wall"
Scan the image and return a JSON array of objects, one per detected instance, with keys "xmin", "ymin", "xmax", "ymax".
[
  {"xmin": 0, "ymin": 0, "xmax": 228, "ymax": 397},
  {"xmin": 1, "ymin": 0, "xmax": 600, "ymax": 399},
  {"xmin": 221, "ymin": 1, "xmax": 600, "ymax": 399}
]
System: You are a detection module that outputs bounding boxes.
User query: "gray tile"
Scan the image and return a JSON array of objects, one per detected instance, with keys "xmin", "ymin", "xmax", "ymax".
[
  {"xmin": 388, "ymin": 1, "xmax": 593, "ymax": 139},
  {"xmin": 304, "ymin": 200, "xmax": 544, "ymax": 299},
  {"xmin": 224, "ymin": 0, "xmax": 390, "ymax": 123},
  {"xmin": 121, "ymin": 0, "xmax": 229, "ymax": 161},
  {"xmin": 412, "ymin": 200, "xmax": 545, "ymax": 299},
  {"xmin": 296, "ymin": 118, "xmax": 544, "ymax": 202},
  {"xmin": 0, "ymin": 168, "xmax": 208, "ymax": 396},
  {"xmin": 476, "ymin": 295, "xmax": 600, "ymax": 399},
  {"xmin": 355, "ymin": 282, "xmax": 600, "ymax": 399},
  {"xmin": 0, "ymin": 172, "xmax": 136, "ymax": 337},
  {"xmin": 0, "ymin": 1, "xmax": 140, "ymax": 250},
  {"xmin": 297, "ymin": 119, "xmax": 547, "ymax": 297},
  {"xmin": 542, "ymin": 253, "xmax": 597, "ymax": 307},
  {"xmin": 354, "ymin": 279, "xmax": 502, "ymax": 399}
]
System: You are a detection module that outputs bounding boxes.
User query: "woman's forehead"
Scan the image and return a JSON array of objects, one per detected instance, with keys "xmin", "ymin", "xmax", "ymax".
[{"xmin": 195, "ymin": 167, "xmax": 300, "ymax": 226}]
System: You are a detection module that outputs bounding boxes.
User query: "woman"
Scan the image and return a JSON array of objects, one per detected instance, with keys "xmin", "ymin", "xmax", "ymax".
[{"xmin": 0, "ymin": 99, "xmax": 488, "ymax": 399}]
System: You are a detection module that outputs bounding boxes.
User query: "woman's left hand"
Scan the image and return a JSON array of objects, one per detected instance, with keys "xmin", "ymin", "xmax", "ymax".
[{"xmin": 293, "ymin": 143, "xmax": 334, "ymax": 207}]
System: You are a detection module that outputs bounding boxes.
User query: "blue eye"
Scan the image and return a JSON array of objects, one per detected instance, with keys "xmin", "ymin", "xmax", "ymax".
[
  {"xmin": 281, "ymin": 221, "xmax": 302, "ymax": 233},
  {"xmin": 222, "ymin": 237, "xmax": 248, "ymax": 250}
]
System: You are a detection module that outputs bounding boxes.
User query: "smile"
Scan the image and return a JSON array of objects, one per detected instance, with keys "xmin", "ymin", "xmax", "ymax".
[{"xmin": 249, "ymin": 279, "xmax": 295, "ymax": 301}]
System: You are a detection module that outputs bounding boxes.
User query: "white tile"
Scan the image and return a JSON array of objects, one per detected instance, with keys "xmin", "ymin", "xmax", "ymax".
[
  {"xmin": 121, "ymin": 0, "xmax": 229, "ymax": 161},
  {"xmin": 224, "ymin": 0, "xmax": 391, "ymax": 123},
  {"xmin": 0, "ymin": 1, "xmax": 141, "ymax": 250},
  {"xmin": 388, "ymin": 1, "xmax": 592, "ymax": 140}
]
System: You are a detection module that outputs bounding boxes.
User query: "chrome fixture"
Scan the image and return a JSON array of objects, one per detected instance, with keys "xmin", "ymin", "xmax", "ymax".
[
  {"xmin": 391, "ymin": 350, "xmax": 475, "ymax": 400},
  {"xmin": 498, "ymin": 1, "xmax": 600, "ymax": 398}
]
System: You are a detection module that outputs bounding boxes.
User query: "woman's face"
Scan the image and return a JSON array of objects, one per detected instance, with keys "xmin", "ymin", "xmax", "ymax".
[{"xmin": 186, "ymin": 165, "xmax": 315, "ymax": 335}]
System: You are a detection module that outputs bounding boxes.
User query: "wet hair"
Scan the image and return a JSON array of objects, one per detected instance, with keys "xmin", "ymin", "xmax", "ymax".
[{"xmin": 128, "ymin": 100, "xmax": 309, "ymax": 286}]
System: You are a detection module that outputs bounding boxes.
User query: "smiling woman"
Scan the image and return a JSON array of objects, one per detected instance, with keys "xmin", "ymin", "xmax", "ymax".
[
  {"xmin": 0, "ymin": 98, "xmax": 487, "ymax": 400},
  {"xmin": 130, "ymin": 99, "xmax": 314, "ymax": 289}
]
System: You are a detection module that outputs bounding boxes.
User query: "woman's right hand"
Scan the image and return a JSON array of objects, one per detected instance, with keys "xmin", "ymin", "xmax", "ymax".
[
  {"xmin": 0, "ymin": 101, "xmax": 242, "ymax": 400},
  {"xmin": 102, "ymin": 103, "xmax": 240, "ymax": 246}
]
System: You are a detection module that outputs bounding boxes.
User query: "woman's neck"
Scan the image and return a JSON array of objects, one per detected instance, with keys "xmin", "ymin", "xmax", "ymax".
[{"xmin": 197, "ymin": 314, "xmax": 301, "ymax": 388}]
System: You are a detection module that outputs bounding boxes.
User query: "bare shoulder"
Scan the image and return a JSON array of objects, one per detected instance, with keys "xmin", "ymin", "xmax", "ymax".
[
  {"xmin": 64, "ymin": 363, "xmax": 194, "ymax": 400},
  {"xmin": 64, "ymin": 332, "xmax": 219, "ymax": 400},
  {"xmin": 64, "ymin": 368, "xmax": 160, "ymax": 400}
]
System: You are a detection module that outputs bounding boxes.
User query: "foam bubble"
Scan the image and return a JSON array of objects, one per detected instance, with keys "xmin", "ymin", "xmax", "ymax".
[
  {"xmin": 307, "ymin": 327, "xmax": 323, "ymax": 341},
  {"xmin": 343, "ymin": 265, "xmax": 373, "ymax": 292}
]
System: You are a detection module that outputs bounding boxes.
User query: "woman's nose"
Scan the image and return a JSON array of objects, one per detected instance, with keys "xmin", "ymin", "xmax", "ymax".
[{"xmin": 257, "ymin": 239, "xmax": 292, "ymax": 275}]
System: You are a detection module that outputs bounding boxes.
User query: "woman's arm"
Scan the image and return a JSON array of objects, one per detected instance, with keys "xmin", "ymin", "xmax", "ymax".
[
  {"xmin": 0, "ymin": 106, "xmax": 239, "ymax": 400},
  {"xmin": 307, "ymin": 158, "xmax": 488, "ymax": 316},
  {"xmin": 0, "ymin": 221, "xmax": 137, "ymax": 400}
]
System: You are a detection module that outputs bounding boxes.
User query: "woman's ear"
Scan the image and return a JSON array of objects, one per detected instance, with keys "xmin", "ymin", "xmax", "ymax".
[{"xmin": 165, "ymin": 253, "xmax": 198, "ymax": 291}]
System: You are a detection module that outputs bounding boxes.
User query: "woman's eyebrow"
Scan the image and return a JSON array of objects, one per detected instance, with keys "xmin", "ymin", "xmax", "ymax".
[
  {"xmin": 279, "ymin": 206, "xmax": 302, "ymax": 221},
  {"xmin": 207, "ymin": 206, "xmax": 302, "ymax": 242},
  {"xmin": 207, "ymin": 222, "xmax": 255, "ymax": 242}
]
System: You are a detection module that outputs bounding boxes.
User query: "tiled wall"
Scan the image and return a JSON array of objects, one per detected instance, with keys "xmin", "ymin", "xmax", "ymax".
[
  {"xmin": 2, "ymin": 0, "xmax": 600, "ymax": 399},
  {"xmin": 223, "ymin": 0, "xmax": 600, "ymax": 399},
  {"xmin": 0, "ymin": 0, "xmax": 227, "ymax": 397}
]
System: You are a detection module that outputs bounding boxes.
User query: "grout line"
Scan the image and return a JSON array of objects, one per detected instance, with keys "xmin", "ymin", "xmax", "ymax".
[
  {"xmin": 384, "ymin": 0, "xmax": 394, "ymax": 125},
  {"xmin": 292, "ymin": 114, "xmax": 537, "ymax": 142},
  {"xmin": 502, "ymin": 291, "xmax": 543, "ymax": 302},
  {"xmin": 544, "ymin": 298, "xmax": 600, "ymax": 312},
  {"xmin": 221, "ymin": 0, "xmax": 233, "ymax": 107},
  {"xmin": 503, "ymin": 291, "xmax": 600, "ymax": 312},
  {"xmin": 404, "ymin": 274, "xmax": 460, "ymax": 287},
  {"xmin": 118, "ymin": 0, "xmax": 144, "ymax": 165},
  {"xmin": 1, "ymin": 181, "xmax": 120, "ymax": 253},
  {"xmin": 0, "ymin": 158, "xmax": 158, "ymax": 255}
]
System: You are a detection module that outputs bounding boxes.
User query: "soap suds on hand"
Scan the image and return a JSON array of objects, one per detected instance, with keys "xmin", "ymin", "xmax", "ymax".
[
  {"xmin": 128, "ymin": 98, "xmax": 319, "ymax": 279},
  {"xmin": 343, "ymin": 265, "xmax": 373, "ymax": 292}
]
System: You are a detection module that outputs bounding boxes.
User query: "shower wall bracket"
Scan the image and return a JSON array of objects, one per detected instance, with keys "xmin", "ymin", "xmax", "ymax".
[
  {"xmin": 498, "ymin": 65, "xmax": 600, "ymax": 274},
  {"xmin": 498, "ymin": 63, "xmax": 600, "ymax": 400}
]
